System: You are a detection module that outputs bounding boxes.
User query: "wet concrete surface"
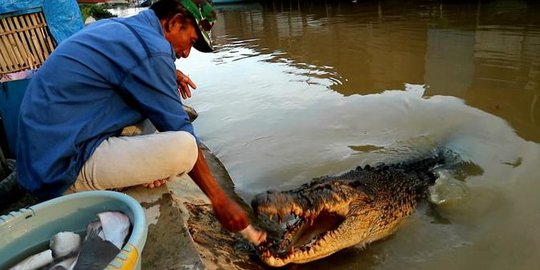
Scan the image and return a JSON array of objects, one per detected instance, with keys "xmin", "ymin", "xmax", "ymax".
[
  {"xmin": 132, "ymin": 190, "xmax": 204, "ymax": 270},
  {"xmin": 124, "ymin": 144, "xmax": 267, "ymax": 270}
]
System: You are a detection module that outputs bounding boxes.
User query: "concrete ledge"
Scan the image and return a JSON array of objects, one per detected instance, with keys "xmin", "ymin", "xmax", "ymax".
[
  {"xmin": 125, "ymin": 182, "xmax": 206, "ymax": 270},
  {"xmin": 124, "ymin": 145, "xmax": 266, "ymax": 269}
]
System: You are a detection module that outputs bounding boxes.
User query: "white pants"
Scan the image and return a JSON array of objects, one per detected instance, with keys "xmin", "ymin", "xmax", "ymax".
[{"xmin": 67, "ymin": 121, "xmax": 198, "ymax": 192}]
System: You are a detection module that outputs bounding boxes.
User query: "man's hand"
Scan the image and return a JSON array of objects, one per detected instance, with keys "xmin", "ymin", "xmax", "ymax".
[
  {"xmin": 212, "ymin": 195, "xmax": 249, "ymax": 232},
  {"xmin": 213, "ymin": 196, "xmax": 267, "ymax": 245},
  {"xmin": 176, "ymin": 69, "xmax": 197, "ymax": 99},
  {"xmin": 188, "ymin": 146, "xmax": 267, "ymax": 245},
  {"xmin": 239, "ymin": 225, "xmax": 267, "ymax": 246}
]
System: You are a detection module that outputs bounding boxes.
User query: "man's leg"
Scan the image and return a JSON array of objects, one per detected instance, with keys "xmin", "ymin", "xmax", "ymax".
[{"xmin": 68, "ymin": 130, "xmax": 197, "ymax": 192}]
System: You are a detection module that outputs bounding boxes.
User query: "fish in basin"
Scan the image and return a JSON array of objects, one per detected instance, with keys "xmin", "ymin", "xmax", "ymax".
[{"xmin": 251, "ymin": 150, "xmax": 459, "ymax": 267}]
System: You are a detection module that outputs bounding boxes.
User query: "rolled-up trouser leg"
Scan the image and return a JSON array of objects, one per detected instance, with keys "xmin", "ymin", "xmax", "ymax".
[{"xmin": 68, "ymin": 130, "xmax": 198, "ymax": 192}]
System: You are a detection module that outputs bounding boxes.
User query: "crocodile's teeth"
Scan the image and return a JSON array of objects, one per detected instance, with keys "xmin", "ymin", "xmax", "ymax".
[{"xmin": 307, "ymin": 215, "xmax": 315, "ymax": 226}]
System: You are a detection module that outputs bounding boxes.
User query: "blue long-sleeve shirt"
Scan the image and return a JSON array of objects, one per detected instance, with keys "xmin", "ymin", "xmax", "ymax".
[{"xmin": 17, "ymin": 9, "xmax": 195, "ymax": 199}]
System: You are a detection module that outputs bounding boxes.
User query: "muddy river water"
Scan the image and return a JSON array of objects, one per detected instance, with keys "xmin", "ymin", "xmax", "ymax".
[{"xmin": 113, "ymin": 0, "xmax": 539, "ymax": 269}]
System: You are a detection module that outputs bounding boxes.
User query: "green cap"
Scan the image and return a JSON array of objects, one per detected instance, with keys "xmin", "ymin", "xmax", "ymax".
[{"xmin": 180, "ymin": 0, "xmax": 217, "ymax": 52}]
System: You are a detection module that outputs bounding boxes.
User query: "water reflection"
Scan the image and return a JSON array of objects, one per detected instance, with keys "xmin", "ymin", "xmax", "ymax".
[{"xmin": 210, "ymin": 0, "xmax": 539, "ymax": 142}]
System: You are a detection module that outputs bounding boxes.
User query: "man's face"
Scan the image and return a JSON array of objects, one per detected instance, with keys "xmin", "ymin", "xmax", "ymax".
[{"xmin": 164, "ymin": 15, "xmax": 198, "ymax": 59}]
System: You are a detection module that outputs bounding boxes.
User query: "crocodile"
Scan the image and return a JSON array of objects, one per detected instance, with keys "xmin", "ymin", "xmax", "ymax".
[{"xmin": 251, "ymin": 152, "xmax": 448, "ymax": 267}]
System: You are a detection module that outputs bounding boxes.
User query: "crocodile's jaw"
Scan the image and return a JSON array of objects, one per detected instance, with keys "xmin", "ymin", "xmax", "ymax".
[
  {"xmin": 258, "ymin": 215, "xmax": 356, "ymax": 267},
  {"xmin": 252, "ymin": 183, "xmax": 373, "ymax": 267},
  {"xmin": 256, "ymin": 206, "xmax": 405, "ymax": 267},
  {"xmin": 252, "ymin": 179, "xmax": 416, "ymax": 267},
  {"xmin": 260, "ymin": 205, "xmax": 410, "ymax": 267}
]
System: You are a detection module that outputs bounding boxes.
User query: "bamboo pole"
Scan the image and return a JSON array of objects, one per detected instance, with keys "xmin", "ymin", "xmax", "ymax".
[
  {"xmin": 3, "ymin": 18, "xmax": 26, "ymax": 71},
  {"xmin": 38, "ymin": 12, "xmax": 55, "ymax": 52},
  {"xmin": 16, "ymin": 15, "xmax": 38, "ymax": 69},
  {"xmin": 7, "ymin": 16, "xmax": 30, "ymax": 70},
  {"xmin": 0, "ymin": 30, "xmax": 14, "ymax": 73},
  {"xmin": 27, "ymin": 14, "xmax": 42, "ymax": 61},
  {"xmin": 0, "ymin": 19, "xmax": 20, "ymax": 72},
  {"xmin": 30, "ymin": 13, "xmax": 49, "ymax": 61},
  {"xmin": 0, "ymin": 21, "xmax": 47, "ymax": 36},
  {"xmin": 23, "ymin": 15, "xmax": 41, "ymax": 66}
]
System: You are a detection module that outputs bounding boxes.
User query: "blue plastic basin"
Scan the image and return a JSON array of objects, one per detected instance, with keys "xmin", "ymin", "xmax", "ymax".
[{"xmin": 0, "ymin": 190, "xmax": 147, "ymax": 269}]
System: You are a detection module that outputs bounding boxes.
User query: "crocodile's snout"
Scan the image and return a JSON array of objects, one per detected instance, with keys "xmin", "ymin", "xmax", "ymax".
[
  {"xmin": 250, "ymin": 190, "xmax": 278, "ymax": 214},
  {"xmin": 251, "ymin": 190, "xmax": 305, "ymax": 222}
]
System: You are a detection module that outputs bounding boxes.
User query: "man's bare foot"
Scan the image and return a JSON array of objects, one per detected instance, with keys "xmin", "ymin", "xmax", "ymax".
[{"xmin": 142, "ymin": 178, "xmax": 167, "ymax": 189}]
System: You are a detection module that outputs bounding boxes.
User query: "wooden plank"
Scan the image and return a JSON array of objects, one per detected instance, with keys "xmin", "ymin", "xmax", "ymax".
[
  {"xmin": 25, "ymin": 15, "xmax": 46, "ymax": 64},
  {"xmin": 28, "ymin": 14, "xmax": 48, "ymax": 62},
  {"xmin": 7, "ymin": 16, "xmax": 31, "ymax": 70},
  {"xmin": 16, "ymin": 15, "xmax": 39, "ymax": 69},
  {"xmin": 20, "ymin": 15, "xmax": 42, "ymax": 69},
  {"xmin": 33, "ymin": 14, "xmax": 51, "ymax": 58},
  {"xmin": 0, "ymin": 48, "xmax": 9, "ymax": 72},
  {"xmin": 37, "ymin": 12, "xmax": 55, "ymax": 52},
  {"xmin": 0, "ymin": 39, "xmax": 14, "ymax": 72},
  {"xmin": 0, "ymin": 19, "xmax": 16, "ymax": 71},
  {"xmin": 0, "ymin": 22, "xmax": 47, "ymax": 36},
  {"xmin": 0, "ymin": 19, "xmax": 24, "ymax": 72},
  {"xmin": 22, "ymin": 15, "xmax": 41, "ymax": 66},
  {"xmin": 0, "ymin": 22, "xmax": 15, "ymax": 73},
  {"xmin": 4, "ymin": 18, "xmax": 26, "ymax": 71},
  {"xmin": 24, "ymin": 14, "xmax": 41, "ymax": 63}
]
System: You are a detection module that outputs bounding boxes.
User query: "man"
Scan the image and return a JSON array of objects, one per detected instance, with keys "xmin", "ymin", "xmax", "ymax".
[{"xmin": 16, "ymin": 0, "xmax": 265, "ymax": 244}]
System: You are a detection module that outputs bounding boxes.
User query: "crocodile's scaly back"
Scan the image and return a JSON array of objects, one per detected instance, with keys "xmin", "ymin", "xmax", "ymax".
[{"xmin": 252, "ymin": 152, "xmax": 446, "ymax": 267}]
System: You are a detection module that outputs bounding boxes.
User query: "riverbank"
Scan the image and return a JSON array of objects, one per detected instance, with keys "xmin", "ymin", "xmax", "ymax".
[
  {"xmin": 125, "ymin": 143, "xmax": 266, "ymax": 269},
  {"xmin": 0, "ymin": 144, "xmax": 266, "ymax": 269}
]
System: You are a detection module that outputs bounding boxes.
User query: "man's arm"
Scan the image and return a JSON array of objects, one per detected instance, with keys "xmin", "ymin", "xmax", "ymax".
[{"xmin": 188, "ymin": 146, "xmax": 266, "ymax": 244}]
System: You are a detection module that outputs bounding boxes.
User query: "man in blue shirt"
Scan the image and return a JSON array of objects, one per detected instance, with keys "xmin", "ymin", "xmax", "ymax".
[{"xmin": 17, "ymin": 0, "xmax": 265, "ymax": 244}]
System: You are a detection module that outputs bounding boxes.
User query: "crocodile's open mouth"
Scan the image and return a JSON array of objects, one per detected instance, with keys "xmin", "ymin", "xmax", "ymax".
[
  {"xmin": 252, "ymin": 190, "xmax": 351, "ymax": 266},
  {"xmin": 258, "ymin": 211, "xmax": 345, "ymax": 261}
]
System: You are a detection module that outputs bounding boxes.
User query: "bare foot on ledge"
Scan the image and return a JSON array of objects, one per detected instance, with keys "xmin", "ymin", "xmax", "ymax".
[{"xmin": 142, "ymin": 178, "xmax": 168, "ymax": 189}]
